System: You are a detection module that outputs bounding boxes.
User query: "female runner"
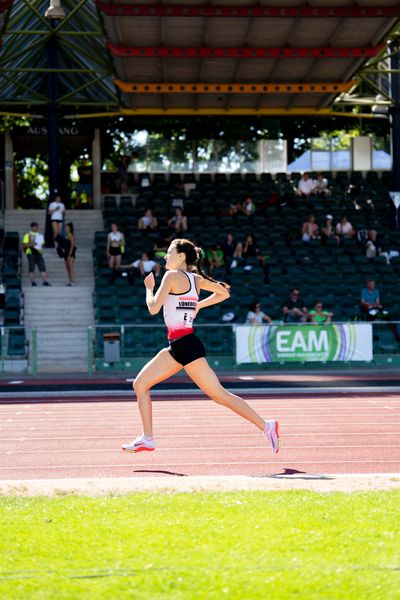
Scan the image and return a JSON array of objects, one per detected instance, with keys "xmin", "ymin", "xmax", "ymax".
[{"xmin": 122, "ymin": 238, "xmax": 280, "ymax": 454}]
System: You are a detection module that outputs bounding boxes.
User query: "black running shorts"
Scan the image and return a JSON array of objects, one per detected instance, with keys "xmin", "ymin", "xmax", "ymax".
[
  {"xmin": 168, "ymin": 333, "xmax": 206, "ymax": 366},
  {"xmin": 27, "ymin": 253, "xmax": 46, "ymax": 273}
]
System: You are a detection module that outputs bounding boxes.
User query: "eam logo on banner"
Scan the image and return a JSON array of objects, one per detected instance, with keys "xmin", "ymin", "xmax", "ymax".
[{"xmin": 235, "ymin": 324, "xmax": 373, "ymax": 364}]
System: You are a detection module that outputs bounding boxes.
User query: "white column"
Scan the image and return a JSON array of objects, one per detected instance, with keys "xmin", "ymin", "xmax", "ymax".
[
  {"xmin": 351, "ymin": 136, "xmax": 372, "ymax": 171},
  {"xmin": 92, "ymin": 128, "xmax": 101, "ymax": 209},
  {"xmin": 4, "ymin": 129, "xmax": 15, "ymax": 209},
  {"xmin": 256, "ymin": 140, "xmax": 265, "ymax": 174}
]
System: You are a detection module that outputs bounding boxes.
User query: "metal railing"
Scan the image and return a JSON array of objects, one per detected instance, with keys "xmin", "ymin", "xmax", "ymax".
[
  {"xmin": 2, "ymin": 322, "xmax": 400, "ymax": 374},
  {"xmin": 87, "ymin": 321, "xmax": 400, "ymax": 373}
]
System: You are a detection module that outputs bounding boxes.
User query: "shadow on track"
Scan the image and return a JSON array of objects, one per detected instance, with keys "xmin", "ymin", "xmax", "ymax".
[
  {"xmin": 259, "ymin": 468, "xmax": 334, "ymax": 480},
  {"xmin": 133, "ymin": 469, "xmax": 188, "ymax": 477}
]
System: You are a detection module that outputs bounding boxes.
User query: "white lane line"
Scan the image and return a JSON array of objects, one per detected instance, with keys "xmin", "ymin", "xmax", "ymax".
[
  {"xmin": 1, "ymin": 444, "xmax": 400, "ymax": 455},
  {"xmin": 2, "ymin": 432, "xmax": 400, "ymax": 442},
  {"xmin": 4, "ymin": 402, "xmax": 396, "ymax": 414},
  {"xmin": 1, "ymin": 413, "xmax": 399, "ymax": 424},
  {"xmin": 1, "ymin": 460, "xmax": 400, "ymax": 470},
  {"xmin": 5, "ymin": 398, "xmax": 398, "ymax": 408},
  {"xmin": 2, "ymin": 386, "xmax": 400, "ymax": 399},
  {"xmin": 1, "ymin": 422, "xmax": 400, "ymax": 432},
  {"xmin": 1, "ymin": 407, "xmax": 395, "ymax": 417},
  {"xmin": 2, "ymin": 401, "xmax": 400, "ymax": 414},
  {"xmin": 0, "ymin": 388, "xmax": 400, "ymax": 409}
]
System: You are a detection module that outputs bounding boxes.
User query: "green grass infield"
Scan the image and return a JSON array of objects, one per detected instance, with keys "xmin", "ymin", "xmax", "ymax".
[{"xmin": 0, "ymin": 491, "xmax": 399, "ymax": 599}]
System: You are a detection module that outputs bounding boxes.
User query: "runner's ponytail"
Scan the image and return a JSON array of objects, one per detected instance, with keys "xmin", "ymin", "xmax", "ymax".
[
  {"xmin": 174, "ymin": 239, "xmax": 230, "ymax": 289},
  {"xmin": 194, "ymin": 245, "xmax": 230, "ymax": 290}
]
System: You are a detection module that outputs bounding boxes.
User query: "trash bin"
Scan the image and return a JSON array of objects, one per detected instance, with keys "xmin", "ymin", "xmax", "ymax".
[{"xmin": 103, "ymin": 332, "xmax": 120, "ymax": 363}]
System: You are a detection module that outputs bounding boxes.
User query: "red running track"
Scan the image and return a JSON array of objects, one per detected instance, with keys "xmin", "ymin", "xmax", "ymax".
[{"xmin": 1, "ymin": 393, "xmax": 400, "ymax": 480}]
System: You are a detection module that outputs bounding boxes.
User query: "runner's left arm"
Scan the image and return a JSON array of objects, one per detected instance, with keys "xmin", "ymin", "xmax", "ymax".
[{"xmin": 195, "ymin": 277, "xmax": 230, "ymax": 313}]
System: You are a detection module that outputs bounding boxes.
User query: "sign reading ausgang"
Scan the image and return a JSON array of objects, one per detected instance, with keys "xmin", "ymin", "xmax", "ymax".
[
  {"xmin": 235, "ymin": 324, "xmax": 373, "ymax": 363},
  {"xmin": 25, "ymin": 126, "xmax": 80, "ymax": 136}
]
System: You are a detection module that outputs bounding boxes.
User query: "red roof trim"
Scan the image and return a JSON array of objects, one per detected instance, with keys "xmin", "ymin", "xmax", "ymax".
[
  {"xmin": 97, "ymin": 3, "xmax": 400, "ymax": 18},
  {"xmin": 0, "ymin": 0, "xmax": 13, "ymax": 14}
]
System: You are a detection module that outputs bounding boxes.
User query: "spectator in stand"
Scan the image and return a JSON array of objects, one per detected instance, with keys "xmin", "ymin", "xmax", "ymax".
[
  {"xmin": 365, "ymin": 230, "xmax": 399, "ymax": 264},
  {"xmin": 246, "ymin": 301, "xmax": 272, "ymax": 325},
  {"xmin": 168, "ymin": 207, "xmax": 188, "ymax": 233},
  {"xmin": 117, "ymin": 252, "xmax": 161, "ymax": 285},
  {"xmin": 138, "ymin": 208, "xmax": 158, "ymax": 231},
  {"xmin": 336, "ymin": 215, "xmax": 355, "ymax": 240},
  {"xmin": 22, "ymin": 222, "xmax": 51, "ymax": 287},
  {"xmin": 234, "ymin": 234, "xmax": 269, "ymax": 282},
  {"xmin": 221, "ymin": 232, "xmax": 236, "ymax": 272},
  {"xmin": 315, "ymin": 173, "xmax": 329, "ymax": 196},
  {"xmin": 360, "ymin": 279, "xmax": 388, "ymax": 320},
  {"xmin": 321, "ymin": 214, "xmax": 339, "ymax": 245},
  {"xmin": 207, "ymin": 244, "xmax": 225, "ymax": 275},
  {"xmin": 242, "ymin": 195, "xmax": 256, "ymax": 225},
  {"xmin": 107, "ymin": 223, "xmax": 125, "ymax": 270},
  {"xmin": 301, "ymin": 213, "xmax": 320, "ymax": 243},
  {"xmin": 297, "ymin": 172, "xmax": 316, "ymax": 198},
  {"xmin": 132, "ymin": 252, "xmax": 161, "ymax": 278},
  {"xmin": 234, "ymin": 234, "xmax": 264, "ymax": 267},
  {"xmin": 56, "ymin": 222, "xmax": 76, "ymax": 286},
  {"xmin": 309, "ymin": 301, "xmax": 333, "ymax": 324},
  {"xmin": 282, "ymin": 288, "xmax": 308, "ymax": 323},
  {"xmin": 64, "ymin": 222, "xmax": 76, "ymax": 287},
  {"xmin": 153, "ymin": 230, "xmax": 172, "ymax": 262},
  {"xmin": 229, "ymin": 197, "xmax": 243, "ymax": 225},
  {"xmin": 48, "ymin": 194, "xmax": 66, "ymax": 244}
]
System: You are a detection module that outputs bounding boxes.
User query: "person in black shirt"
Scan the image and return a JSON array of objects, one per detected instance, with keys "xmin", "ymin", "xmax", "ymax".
[
  {"xmin": 221, "ymin": 232, "xmax": 236, "ymax": 273},
  {"xmin": 282, "ymin": 288, "xmax": 308, "ymax": 323}
]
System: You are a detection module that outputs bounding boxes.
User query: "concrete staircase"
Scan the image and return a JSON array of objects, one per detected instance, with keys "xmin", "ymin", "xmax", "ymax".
[{"xmin": 4, "ymin": 209, "xmax": 103, "ymax": 372}]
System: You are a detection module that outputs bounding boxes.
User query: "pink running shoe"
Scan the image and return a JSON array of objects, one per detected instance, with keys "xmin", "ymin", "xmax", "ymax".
[
  {"xmin": 122, "ymin": 435, "xmax": 155, "ymax": 453},
  {"xmin": 264, "ymin": 420, "xmax": 280, "ymax": 454}
]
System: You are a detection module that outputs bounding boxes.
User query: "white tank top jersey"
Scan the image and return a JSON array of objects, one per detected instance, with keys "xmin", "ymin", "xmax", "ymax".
[
  {"xmin": 163, "ymin": 271, "xmax": 199, "ymax": 341},
  {"xmin": 108, "ymin": 231, "xmax": 123, "ymax": 243}
]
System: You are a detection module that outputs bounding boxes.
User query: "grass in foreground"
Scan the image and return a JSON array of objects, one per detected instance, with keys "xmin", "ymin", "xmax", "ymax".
[{"xmin": 0, "ymin": 491, "xmax": 399, "ymax": 599}]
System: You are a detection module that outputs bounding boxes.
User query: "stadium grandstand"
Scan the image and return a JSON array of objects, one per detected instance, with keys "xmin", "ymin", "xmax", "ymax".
[{"xmin": 1, "ymin": 0, "xmax": 400, "ymax": 373}]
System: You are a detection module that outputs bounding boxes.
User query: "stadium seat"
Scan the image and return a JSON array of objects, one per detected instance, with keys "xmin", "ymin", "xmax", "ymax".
[
  {"xmin": 103, "ymin": 196, "xmax": 117, "ymax": 209},
  {"xmin": 7, "ymin": 329, "xmax": 26, "ymax": 356},
  {"xmin": 378, "ymin": 330, "xmax": 399, "ymax": 353}
]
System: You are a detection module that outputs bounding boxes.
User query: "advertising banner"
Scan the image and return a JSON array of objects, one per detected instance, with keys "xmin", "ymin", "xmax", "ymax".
[{"xmin": 235, "ymin": 323, "xmax": 373, "ymax": 364}]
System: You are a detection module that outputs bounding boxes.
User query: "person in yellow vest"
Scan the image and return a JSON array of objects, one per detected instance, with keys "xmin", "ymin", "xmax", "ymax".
[{"xmin": 22, "ymin": 222, "xmax": 51, "ymax": 287}]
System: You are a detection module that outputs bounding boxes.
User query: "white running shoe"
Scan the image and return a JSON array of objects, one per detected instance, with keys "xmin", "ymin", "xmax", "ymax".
[
  {"xmin": 264, "ymin": 420, "xmax": 280, "ymax": 454},
  {"xmin": 122, "ymin": 434, "xmax": 155, "ymax": 453}
]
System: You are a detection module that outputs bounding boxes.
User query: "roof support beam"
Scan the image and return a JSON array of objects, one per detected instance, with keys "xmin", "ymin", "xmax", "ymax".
[
  {"xmin": 0, "ymin": 68, "xmax": 111, "ymax": 73},
  {"xmin": 114, "ymin": 80, "xmax": 355, "ymax": 94},
  {"xmin": 57, "ymin": 73, "xmax": 118, "ymax": 103},
  {"xmin": 5, "ymin": 29, "xmax": 103, "ymax": 36},
  {"xmin": 0, "ymin": 71, "xmax": 49, "ymax": 101},
  {"xmin": 65, "ymin": 107, "xmax": 377, "ymax": 118},
  {"xmin": 21, "ymin": 0, "xmax": 52, "ymax": 30},
  {"xmin": 0, "ymin": 36, "xmax": 45, "ymax": 65},
  {"xmin": 97, "ymin": 2, "xmax": 400, "ymax": 18},
  {"xmin": 108, "ymin": 44, "xmax": 384, "ymax": 59},
  {"xmin": 52, "ymin": 0, "xmax": 89, "ymax": 34}
]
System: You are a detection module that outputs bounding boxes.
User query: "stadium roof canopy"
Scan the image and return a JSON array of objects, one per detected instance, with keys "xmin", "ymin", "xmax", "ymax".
[{"xmin": 0, "ymin": 0, "xmax": 399, "ymax": 118}]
